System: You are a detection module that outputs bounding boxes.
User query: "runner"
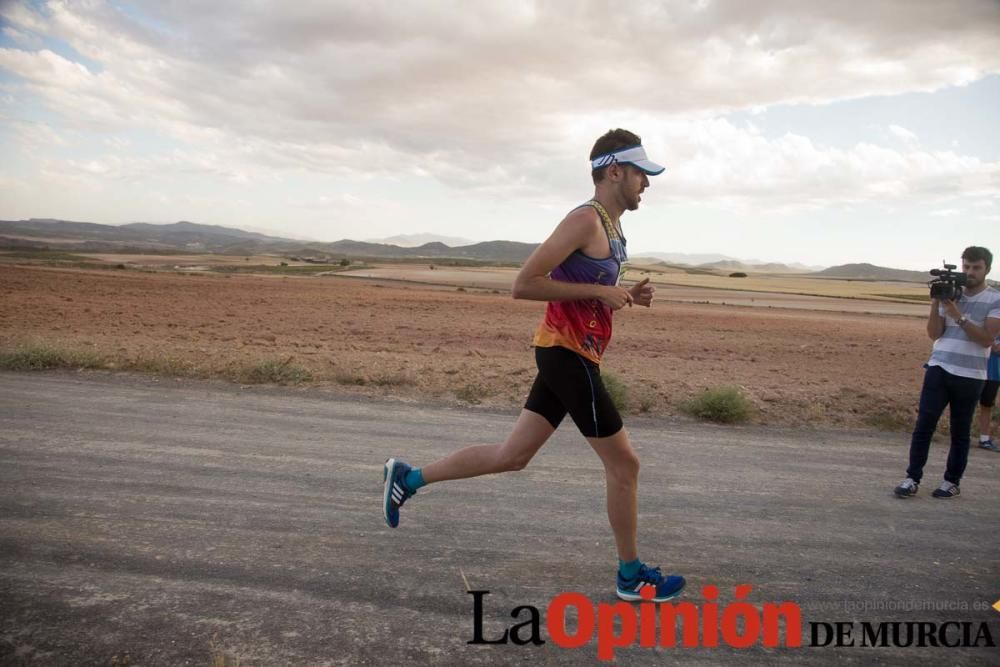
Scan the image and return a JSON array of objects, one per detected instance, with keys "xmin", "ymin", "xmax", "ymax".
[{"xmin": 383, "ymin": 128, "xmax": 685, "ymax": 602}]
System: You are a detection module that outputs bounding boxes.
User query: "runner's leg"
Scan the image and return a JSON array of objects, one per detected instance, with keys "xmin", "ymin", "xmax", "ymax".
[
  {"xmin": 421, "ymin": 409, "xmax": 555, "ymax": 483},
  {"xmin": 587, "ymin": 427, "xmax": 639, "ymax": 562}
]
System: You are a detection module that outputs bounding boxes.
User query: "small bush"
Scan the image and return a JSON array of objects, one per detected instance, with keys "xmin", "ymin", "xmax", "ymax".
[
  {"xmin": 602, "ymin": 371, "xmax": 629, "ymax": 412},
  {"xmin": 369, "ymin": 372, "xmax": 414, "ymax": 387},
  {"xmin": 333, "ymin": 371, "xmax": 368, "ymax": 386},
  {"xmin": 456, "ymin": 382, "xmax": 490, "ymax": 404},
  {"xmin": 729, "ymin": 272, "xmax": 748, "ymax": 278},
  {"xmin": 233, "ymin": 358, "xmax": 312, "ymax": 384},
  {"xmin": 129, "ymin": 356, "xmax": 198, "ymax": 376},
  {"xmin": 865, "ymin": 409, "xmax": 912, "ymax": 432},
  {"xmin": 0, "ymin": 344, "xmax": 104, "ymax": 371},
  {"xmin": 681, "ymin": 386, "xmax": 753, "ymax": 423}
]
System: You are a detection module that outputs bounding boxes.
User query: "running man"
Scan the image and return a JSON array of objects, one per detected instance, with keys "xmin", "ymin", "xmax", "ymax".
[
  {"xmin": 975, "ymin": 333, "xmax": 1000, "ymax": 451},
  {"xmin": 383, "ymin": 128, "xmax": 685, "ymax": 602}
]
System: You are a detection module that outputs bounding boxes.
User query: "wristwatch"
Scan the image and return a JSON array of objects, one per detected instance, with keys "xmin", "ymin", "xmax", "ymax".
[{"xmin": 956, "ymin": 316, "xmax": 968, "ymax": 326}]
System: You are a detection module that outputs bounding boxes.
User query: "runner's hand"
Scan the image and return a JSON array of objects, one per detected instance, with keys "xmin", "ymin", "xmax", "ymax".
[
  {"xmin": 628, "ymin": 277, "xmax": 655, "ymax": 308},
  {"xmin": 598, "ymin": 286, "xmax": 634, "ymax": 310}
]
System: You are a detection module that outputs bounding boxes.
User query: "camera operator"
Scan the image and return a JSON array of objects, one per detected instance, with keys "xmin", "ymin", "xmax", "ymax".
[{"xmin": 894, "ymin": 246, "xmax": 1000, "ymax": 499}]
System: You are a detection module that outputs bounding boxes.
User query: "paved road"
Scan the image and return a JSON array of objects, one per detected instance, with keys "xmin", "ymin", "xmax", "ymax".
[{"xmin": 1, "ymin": 371, "xmax": 998, "ymax": 665}]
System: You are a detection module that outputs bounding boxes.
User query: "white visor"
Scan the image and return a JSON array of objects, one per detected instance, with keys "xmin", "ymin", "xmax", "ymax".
[{"xmin": 590, "ymin": 144, "xmax": 665, "ymax": 175}]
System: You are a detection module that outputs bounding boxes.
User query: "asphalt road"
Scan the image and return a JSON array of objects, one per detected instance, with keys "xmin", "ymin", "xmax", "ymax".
[{"xmin": 1, "ymin": 371, "xmax": 998, "ymax": 666}]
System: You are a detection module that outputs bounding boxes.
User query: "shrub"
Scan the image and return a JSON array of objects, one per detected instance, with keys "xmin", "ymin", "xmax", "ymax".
[
  {"xmin": 602, "ymin": 371, "xmax": 629, "ymax": 412},
  {"xmin": 681, "ymin": 386, "xmax": 753, "ymax": 423},
  {"xmin": 129, "ymin": 356, "xmax": 198, "ymax": 376},
  {"xmin": 729, "ymin": 272, "xmax": 747, "ymax": 278},
  {"xmin": 864, "ymin": 408, "xmax": 912, "ymax": 432},
  {"xmin": 233, "ymin": 358, "xmax": 312, "ymax": 384},
  {"xmin": 334, "ymin": 371, "xmax": 368, "ymax": 386},
  {"xmin": 456, "ymin": 382, "xmax": 490, "ymax": 404},
  {"xmin": 0, "ymin": 344, "xmax": 104, "ymax": 371}
]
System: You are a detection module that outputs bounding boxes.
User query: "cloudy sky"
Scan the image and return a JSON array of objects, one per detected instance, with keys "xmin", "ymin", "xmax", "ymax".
[{"xmin": 1, "ymin": 0, "xmax": 998, "ymax": 269}]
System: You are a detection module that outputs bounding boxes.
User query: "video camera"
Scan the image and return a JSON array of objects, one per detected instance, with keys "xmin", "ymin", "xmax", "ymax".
[{"xmin": 928, "ymin": 262, "xmax": 967, "ymax": 301}]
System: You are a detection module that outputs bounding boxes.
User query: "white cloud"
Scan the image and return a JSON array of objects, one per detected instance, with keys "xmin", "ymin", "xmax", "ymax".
[
  {"xmin": 3, "ymin": 1, "xmax": 998, "ymax": 176},
  {"xmin": 645, "ymin": 118, "xmax": 998, "ymax": 213},
  {"xmin": 2, "ymin": 25, "xmax": 44, "ymax": 49},
  {"xmin": 889, "ymin": 124, "xmax": 917, "ymax": 142},
  {"xmin": 0, "ymin": 0, "xmax": 997, "ymax": 258}
]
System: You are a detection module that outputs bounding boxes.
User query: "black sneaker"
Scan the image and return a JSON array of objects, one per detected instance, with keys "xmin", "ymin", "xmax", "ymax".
[
  {"xmin": 894, "ymin": 477, "xmax": 919, "ymax": 498},
  {"xmin": 978, "ymin": 438, "xmax": 999, "ymax": 452},
  {"xmin": 931, "ymin": 481, "xmax": 960, "ymax": 499}
]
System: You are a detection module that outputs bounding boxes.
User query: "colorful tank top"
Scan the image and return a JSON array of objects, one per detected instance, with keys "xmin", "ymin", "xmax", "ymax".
[{"xmin": 532, "ymin": 200, "xmax": 628, "ymax": 363}]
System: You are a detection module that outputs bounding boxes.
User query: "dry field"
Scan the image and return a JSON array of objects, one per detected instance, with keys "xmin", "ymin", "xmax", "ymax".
[{"xmin": 0, "ymin": 259, "xmax": 952, "ymax": 432}]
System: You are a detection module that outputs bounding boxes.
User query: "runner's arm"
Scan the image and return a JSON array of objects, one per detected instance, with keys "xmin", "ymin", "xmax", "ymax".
[{"xmin": 512, "ymin": 208, "xmax": 632, "ymax": 310}]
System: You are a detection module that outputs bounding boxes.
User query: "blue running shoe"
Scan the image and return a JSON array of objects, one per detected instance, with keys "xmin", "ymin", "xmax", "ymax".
[
  {"xmin": 383, "ymin": 458, "xmax": 416, "ymax": 528},
  {"xmin": 617, "ymin": 564, "xmax": 686, "ymax": 602}
]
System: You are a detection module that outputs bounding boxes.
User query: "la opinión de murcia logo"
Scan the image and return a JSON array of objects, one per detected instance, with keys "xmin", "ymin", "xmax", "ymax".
[
  {"xmin": 469, "ymin": 585, "xmax": 801, "ymax": 661},
  {"xmin": 467, "ymin": 586, "xmax": 997, "ymax": 661}
]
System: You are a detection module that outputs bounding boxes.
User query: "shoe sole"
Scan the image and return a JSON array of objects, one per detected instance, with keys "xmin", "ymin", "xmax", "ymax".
[
  {"xmin": 932, "ymin": 492, "xmax": 959, "ymax": 499},
  {"xmin": 382, "ymin": 458, "xmax": 397, "ymax": 527},
  {"xmin": 616, "ymin": 581, "xmax": 686, "ymax": 603},
  {"xmin": 894, "ymin": 490, "xmax": 917, "ymax": 498}
]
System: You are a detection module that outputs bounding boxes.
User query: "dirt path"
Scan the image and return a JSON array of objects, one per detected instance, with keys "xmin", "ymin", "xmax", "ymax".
[{"xmin": 2, "ymin": 371, "xmax": 998, "ymax": 665}]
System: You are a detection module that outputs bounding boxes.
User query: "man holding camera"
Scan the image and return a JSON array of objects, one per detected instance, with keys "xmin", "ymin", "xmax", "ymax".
[{"xmin": 895, "ymin": 246, "xmax": 1000, "ymax": 499}]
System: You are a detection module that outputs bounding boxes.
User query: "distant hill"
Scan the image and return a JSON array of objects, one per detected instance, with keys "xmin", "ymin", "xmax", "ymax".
[
  {"xmin": 0, "ymin": 220, "xmax": 975, "ymax": 280},
  {"xmin": 635, "ymin": 251, "xmax": 738, "ymax": 265},
  {"xmin": 326, "ymin": 239, "xmax": 537, "ymax": 263},
  {"xmin": 0, "ymin": 218, "xmax": 306, "ymax": 252},
  {"xmin": 811, "ymin": 263, "xmax": 930, "ymax": 283},
  {"xmin": 0, "ymin": 218, "xmax": 538, "ymax": 263},
  {"xmin": 695, "ymin": 260, "xmax": 809, "ymax": 274},
  {"xmin": 366, "ymin": 233, "xmax": 473, "ymax": 247},
  {"xmin": 634, "ymin": 253, "xmax": 824, "ymax": 273},
  {"xmin": 121, "ymin": 221, "xmax": 283, "ymax": 243}
]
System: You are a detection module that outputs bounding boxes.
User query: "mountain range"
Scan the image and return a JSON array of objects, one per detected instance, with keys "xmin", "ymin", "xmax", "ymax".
[
  {"xmin": 0, "ymin": 218, "xmax": 942, "ymax": 282},
  {"xmin": 365, "ymin": 233, "xmax": 474, "ymax": 247}
]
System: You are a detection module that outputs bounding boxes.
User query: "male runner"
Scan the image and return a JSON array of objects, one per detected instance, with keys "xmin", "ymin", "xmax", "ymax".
[{"xmin": 383, "ymin": 128, "xmax": 685, "ymax": 602}]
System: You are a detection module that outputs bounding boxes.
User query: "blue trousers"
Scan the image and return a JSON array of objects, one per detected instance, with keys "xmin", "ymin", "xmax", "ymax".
[{"xmin": 906, "ymin": 365, "xmax": 984, "ymax": 484}]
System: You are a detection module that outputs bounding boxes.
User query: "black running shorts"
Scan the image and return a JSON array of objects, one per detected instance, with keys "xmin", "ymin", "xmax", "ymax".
[
  {"xmin": 982, "ymin": 379, "xmax": 999, "ymax": 408},
  {"xmin": 524, "ymin": 345, "xmax": 624, "ymax": 438}
]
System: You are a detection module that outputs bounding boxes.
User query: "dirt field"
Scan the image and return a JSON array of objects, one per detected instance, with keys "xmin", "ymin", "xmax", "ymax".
[{"xmin": 0, "ymin": 263, "xmax": 950, "ymax": 430}]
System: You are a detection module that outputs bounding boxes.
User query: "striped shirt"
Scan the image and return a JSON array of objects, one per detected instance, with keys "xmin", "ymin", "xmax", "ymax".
[{"xmin": 927, "ymin": 286, "xmax": 1000, "ymax": 380}]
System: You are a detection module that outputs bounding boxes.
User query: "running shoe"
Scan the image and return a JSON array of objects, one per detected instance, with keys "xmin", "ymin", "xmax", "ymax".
[
  {"xmin": 931, "ymin": 480, "xmax": 960, "ymax": 499},
  {"xmin": 383, "ymin": 458, "xmax": 416, "ymax": 528},
  {"xmin": 616, "ymin": 563, "xmax": 686, "ymax": 602},
  {"xmin": 893, "ymin": 477, "xmax": 919, "ymax": 498}
]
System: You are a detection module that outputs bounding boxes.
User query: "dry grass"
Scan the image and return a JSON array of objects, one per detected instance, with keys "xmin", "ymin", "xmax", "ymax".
[{"xmin": 0, "ymin": 342, "xmax": 105, "ymax": 370}]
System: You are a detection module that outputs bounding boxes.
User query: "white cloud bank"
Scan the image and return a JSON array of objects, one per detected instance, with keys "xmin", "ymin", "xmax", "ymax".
[{"xmin": 0, "ymin": 0, "xmax": 998, "ymax": 247}]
